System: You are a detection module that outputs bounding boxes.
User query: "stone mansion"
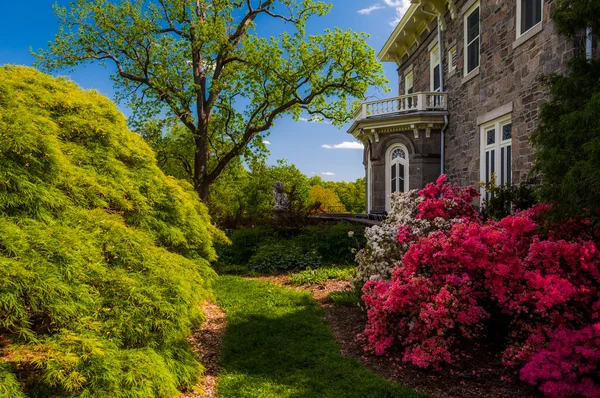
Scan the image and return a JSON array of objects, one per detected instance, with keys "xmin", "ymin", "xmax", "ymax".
[{"xmin": 348, "ymin": 0, "xmax": 588, "ymax": 212}]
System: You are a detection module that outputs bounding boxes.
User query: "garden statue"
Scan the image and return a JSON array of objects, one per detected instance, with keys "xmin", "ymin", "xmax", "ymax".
[{"xmin": 273, "ymin": 181, "xmax": 289, "ymax": 212}]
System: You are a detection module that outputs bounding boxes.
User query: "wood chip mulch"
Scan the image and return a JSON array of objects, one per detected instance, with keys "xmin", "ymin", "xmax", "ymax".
[
  {"xmin": 253, "ymin": 275, "xmax": 542, "ymax": 398},
  {"xmin": 180, "ymin": 302, "xmax": 226, "ymax": 398}
]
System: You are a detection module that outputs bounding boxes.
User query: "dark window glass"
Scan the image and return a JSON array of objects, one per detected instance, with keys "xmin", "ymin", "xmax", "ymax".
[
  {"xmin": 467, "ymin": 8, "xmax": 480, "ymax": 42},
  {"xmin": 485, "ymin": 151, "xmax": 490, "ymax": 200},
  {"xmin": 491, "ymin": 150, "xmax": 495, "ymax": 175},
  {"xmin": 467, "ymin": 38, "xmax": 480, "ymax": 73},
  {"xmin": 407, "ymin": 87, "xmax": 413, "ymax": 94},
  {"xmin": 521, "ymin": 0, "xmax": 542, "ymax": 34},
  {"xmin": 501, "ymin": 147, "xmax": 505, "ymax": 185},
  {"xmin": 502, "ymin": 123, "xmax": 512, "ymax": 141},
  {"xmin": 433, "ymin": 65, "xmax": 441, "ymax": 91},
  {"xmin": 487, "ymin": 129, "xmax": 495, "ymax": 145},
  {"xmin": 507, "ymin": 145, "xmax": 512, "ymax": 184},
  {"xmin": 399, "ymin": 164, "xmax": 405, "ymax": 192},
  {"xmin": 391, "ymin": 164, "xmax": 396, "ymax": 193},
  {"xmin": 466, "ymin": 7, "xmax": 480, "ymax": 73}
]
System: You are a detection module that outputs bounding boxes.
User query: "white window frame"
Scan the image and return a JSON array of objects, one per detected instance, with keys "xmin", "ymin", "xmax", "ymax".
[
  {"xmin": 404, "ymin": 70, "xmax": 414, "ymax": 95},
  {"xmin": 430, "ymin": 43, "xmax": 441, "ymax": 92},
  {"xmin": 385, "ymin": 144, "xmax": 409, "ymax": 212},
  {"xmin": 516, "ymin": 0, "xmax": 543, "ymax": 38},
  {"xmin": 480, "ymin": 115, "xmax": 513, "ymax": 202},
  {"xmin": 448, "ymin": 45, "xmax": 457, "ymax": 74},
  {"xmin": 463, "ymin": 2, "xmax": 480, "ymax": 77}
]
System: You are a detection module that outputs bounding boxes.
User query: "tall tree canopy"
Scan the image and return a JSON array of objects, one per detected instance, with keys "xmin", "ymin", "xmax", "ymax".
[
  {"xmin": 35, "ymin": 0, "xmax": 387, "ymax": 201},
  {"xmin": 531, "ymin": 0, "xmax": 600, "ymax": 220}
]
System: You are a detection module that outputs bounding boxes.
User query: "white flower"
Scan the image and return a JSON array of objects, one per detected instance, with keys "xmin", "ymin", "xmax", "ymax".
[{"xmin": 348, "ymin": 231, "xmax": 355, "ymax": 238}]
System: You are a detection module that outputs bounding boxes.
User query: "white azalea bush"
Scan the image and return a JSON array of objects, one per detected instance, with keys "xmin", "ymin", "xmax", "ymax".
[{"xmin": 354, "ymin": 175, "xmax": 480, "ymax": 287}]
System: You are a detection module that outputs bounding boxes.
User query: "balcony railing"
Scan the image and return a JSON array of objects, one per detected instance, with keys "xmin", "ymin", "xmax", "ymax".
[{"xmin": 353, "ymin": 92, "xmax": 447, "ymax": 122}]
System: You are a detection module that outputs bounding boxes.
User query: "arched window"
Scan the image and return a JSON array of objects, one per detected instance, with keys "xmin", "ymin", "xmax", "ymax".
[{"xmin": 386, "ymin": 144, "xmax": 409, "ymax": 211}]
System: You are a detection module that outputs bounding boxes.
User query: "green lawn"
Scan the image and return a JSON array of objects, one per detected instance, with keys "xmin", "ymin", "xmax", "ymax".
[
  {"xmin": 288, "ymin": 264, "xmax": 356, "ymax": 286},
  {"xmin": 213, "ymin": 276, "xmax": 421, "ymax": 398}
]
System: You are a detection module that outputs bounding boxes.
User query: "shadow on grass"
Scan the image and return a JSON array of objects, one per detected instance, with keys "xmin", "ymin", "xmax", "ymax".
[{"xmin": 213, "ymin": 276, "xmax": 420, "ymax": 398}]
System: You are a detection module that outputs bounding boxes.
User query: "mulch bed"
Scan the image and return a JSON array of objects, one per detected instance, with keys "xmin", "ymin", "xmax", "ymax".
[
  {"xmin": 181, "ymin": 302, "xmax": 227, "ymax": 398},
  {"xmin": 254, "ymin": 275, "xmax": 542, "ymax": 398}
]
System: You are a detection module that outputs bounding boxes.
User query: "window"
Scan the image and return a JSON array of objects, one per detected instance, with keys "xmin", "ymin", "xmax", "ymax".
[
  {"xmin": 430, "ymin": 44, "xmax": 441, "ymax": 92},
  {"xmin": 518, "ymin": 0, "xmax": 542, "ymax": 36},
  {"xmin": 405, "ymin": 70, "xmax": 414, "ymax": 94},
  {"xmin": 481, "ymin": 116, "xmax": 512, "ymax": 201},
  {"xmin": 464, "ymin": 3, "xmax": 480, "ymax": 75},
  {"xmin": 448, "ymin": 45, "xmax": 457, "ymax": 74},
  {"xmin": 386, "ymin": 145, "xmax": 409, "ymax": 211}
]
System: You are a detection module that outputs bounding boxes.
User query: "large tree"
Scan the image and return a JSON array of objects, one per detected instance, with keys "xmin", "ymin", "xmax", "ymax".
[
  {"xmin": 35, "ymin": 0, "xmax": 386, "ymax": 202},
  {"xmin": 531, "ymin": 0, "xmax": 600, "ymax": 220}
]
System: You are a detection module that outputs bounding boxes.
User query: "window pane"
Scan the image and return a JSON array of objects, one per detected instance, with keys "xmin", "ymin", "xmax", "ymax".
[
  {"xmin": 502, "ymin": 123, "xmax": 512, "ymax": 141},
  {"xmin": 433, "ymin": 65, "xmax": 441, "ymax": 91},
  {"xmin": 391, "ymin": 164, "xmax": 396, "ymax": 179},
  {"xmin": 501, "ymin": 147, "xmax": 505, "ymax": 185},
  {"xmin": 485, "ymin": 151, "xmax": 490, "ymax": 200},
  {"xmin": 522, "ymin": 0, "xmax": 542, "ymax": 33},
  {"xmin": 487, "ymin": 129, "xmax": 495, "ymax": 145},
  {"xmin": 399, "ymin": 164, "xmax": 405, "ymax": 192},
  {"xmin": 468, "ymin": 38, "xmax": 480, "ymax": 72},
  {"xmin": 467, "ymin": 7, "xmax": 480, "ymax": 42},
  {"xmin": 507, "ymin": 145, "xmax": 512, "ymax": 184}
]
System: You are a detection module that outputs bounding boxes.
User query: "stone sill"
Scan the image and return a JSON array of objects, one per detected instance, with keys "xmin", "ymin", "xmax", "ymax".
[
  {"xmin": 512, "ymin": 22, "xmax": 543, "ymax": 50},
  {"xmin": 461, "ymin": 66, "xmax": 480, "ymax": 85}
]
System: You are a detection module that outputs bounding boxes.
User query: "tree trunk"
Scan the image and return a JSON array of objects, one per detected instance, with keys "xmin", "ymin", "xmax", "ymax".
[{"xmin": 194, "ymin": 134, "xmax": 210, "ymax": 203}]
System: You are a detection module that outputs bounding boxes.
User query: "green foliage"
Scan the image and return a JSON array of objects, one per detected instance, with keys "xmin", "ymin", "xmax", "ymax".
[
  {"xmin": 0, "ymin": 363, "xmax": 26, "ymax": 398},
  {"xmin": 479, "ymin": 175, "xmax": 537, "ymax": 220},
  {"xmin": 213, "ymin": 276, "xmax": 421, "ymax": 398},
  {"xmin": 532, "ymin": 58, "xmax": 600, "ymax": 220},
  {"xmin": 310, "ymin": 185, "xmax": 347, "ymax": 213},
  {"xmin": 35, "ymin": 0, "xmax": 387, "ymax": 201},
  {"xmin": 0, "ymin": 66, "xmax": 221, "ymax": 396},
  {"xmin": 328, "ymin": 290, "xmax": 360, "ymax": 307},
  {"xmin": 552, "ymin": 0, "xmax": 600, "ymax": 40},
  {"xmin": 216, "ymin": 225, "xmax": 278, "ymax": 267},
  {"xmin": 296, "ymin": 222, "xmax": 366, "ymax": 264},
  {"xmin": 216, "ymin": 222, "xmax": 365, "ymax": 273},
  {"xmin": 309, "ymin": 176, "xmax": 367, "ymax": 214},
  {"xmin": 248, "ymin": 241, "xmax": 323, "ymax": 274},
  {"xmin": 289, "ymin": 265, "xmax": 356, "ymax": 286}
]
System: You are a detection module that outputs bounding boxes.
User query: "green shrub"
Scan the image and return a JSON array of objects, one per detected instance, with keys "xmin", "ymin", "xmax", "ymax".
[
  {"xmin": 328, "ymin": 290, "xmax": 360, "ymax": 307},
  {"xmin": 289, "ymin": 265, "xmax": 356, "ymax": 286},
  {"xmin": 297, "ymin": 222, "xmax": 365, "ymax": 264},
  {"xmin": 215, "ymin": 226, "xmax": 278, "ymax": 267},
  {"xmin": 248, "ymin": 241, "xmax": 322, "ymax": 274},
  {"xmin": 0, "ymin": 66, "xmax": 222, "ymax": 396}
]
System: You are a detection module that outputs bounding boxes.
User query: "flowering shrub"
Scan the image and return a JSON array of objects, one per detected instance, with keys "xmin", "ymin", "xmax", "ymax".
[
  {"xmin": 520, "ymin": 324, "xmax": 600, "ymax": 398},
  {"xmin": 354, "ymin": 175, "xmax": 479, "ymax": 286},
  {"xmin": 361, "ymin": 200, "xmax": 600, "ymax": 397}
]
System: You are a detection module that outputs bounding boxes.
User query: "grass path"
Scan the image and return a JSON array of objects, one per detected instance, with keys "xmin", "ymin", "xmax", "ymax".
[{"xmin": 213, "ymin": 276, "xmax": 421, "ymax": 398}]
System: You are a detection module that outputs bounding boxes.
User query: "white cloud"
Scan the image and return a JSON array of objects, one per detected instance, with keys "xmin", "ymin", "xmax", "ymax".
[
  {"xmin": 380, "ymin": 0, "xmax": 411, "ymax": 26},
  {"xmin": 322, "ymin": 141, "xmax": 364, "ymax": 150},
  {"xmin": 357, "ymin": 4, "xmax": 384, "ymax": 15},
  {"xmin": 322, "ymin": 172, "xmax": 336, "ymax": 176},
  {"xmin": 263, "ymin": 140, "xmax": 271, "ymax": 145}
]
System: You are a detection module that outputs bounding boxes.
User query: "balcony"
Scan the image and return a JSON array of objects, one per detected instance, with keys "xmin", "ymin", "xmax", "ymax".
[
  {"xmin": 348, "ymin": 92, "xmax": 448, "ymax": 138},
  {"xmin": 353, "ymin": 92, "xmax": 447, "ymax": 122}
]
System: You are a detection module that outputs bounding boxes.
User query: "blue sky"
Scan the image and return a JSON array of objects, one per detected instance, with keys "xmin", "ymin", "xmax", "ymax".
[{"xmin": 0, "ymin": 0, "xmax": 411, "ymax": 182}]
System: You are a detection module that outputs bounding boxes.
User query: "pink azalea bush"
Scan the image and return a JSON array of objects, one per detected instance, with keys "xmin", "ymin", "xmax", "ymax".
[
  {"xmin": 360, "ymin": 177, "xmax": 600, "ymax": 397},
  {"xmin": 354, "ymin": 175, "xmax": 479, "ymax": 285}
]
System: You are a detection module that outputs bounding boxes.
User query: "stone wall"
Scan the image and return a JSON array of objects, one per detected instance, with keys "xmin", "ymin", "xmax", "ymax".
[{"xmin": 395, "ymin": 0, "xmax": 578, "ymax": 188}]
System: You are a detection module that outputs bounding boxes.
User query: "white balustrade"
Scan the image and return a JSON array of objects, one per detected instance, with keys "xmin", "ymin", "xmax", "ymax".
[{"xmin": 353, "ymin": 92, "xmax": 447, "ymax": 122}]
